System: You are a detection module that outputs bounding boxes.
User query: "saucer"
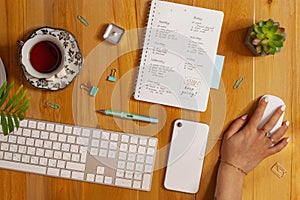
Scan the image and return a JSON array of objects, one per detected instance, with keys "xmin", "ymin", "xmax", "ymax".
[{"xmin": 19, "ymin": 27, "xmax": 83, "ymax": 91}]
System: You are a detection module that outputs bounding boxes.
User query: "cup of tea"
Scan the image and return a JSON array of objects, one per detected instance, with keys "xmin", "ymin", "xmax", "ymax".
[{"xmin": 18, "ymin": 34, "xmax": 65, "ymax": 79}]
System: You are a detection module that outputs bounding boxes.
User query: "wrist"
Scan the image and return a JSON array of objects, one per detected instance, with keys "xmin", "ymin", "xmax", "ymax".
[{"xmin": 219, "ymin": 159, "xmax": 248, "ymax": 176}]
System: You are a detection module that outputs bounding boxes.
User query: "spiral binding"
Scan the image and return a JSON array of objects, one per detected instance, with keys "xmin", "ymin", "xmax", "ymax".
[{"xmin": 134, "ymin": 0, "xmax": 157, "ymax": 99}]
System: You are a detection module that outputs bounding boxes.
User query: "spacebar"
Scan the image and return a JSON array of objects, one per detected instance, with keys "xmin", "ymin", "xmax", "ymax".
[{"xmin": 0, "ymin": 160, "xmax": 47, "ymax": 174}]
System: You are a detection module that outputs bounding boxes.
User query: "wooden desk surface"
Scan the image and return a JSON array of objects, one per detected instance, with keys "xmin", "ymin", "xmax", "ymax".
[{"xmin": 0, "ymin": 0, "xmax": 299, "ymax": 199}]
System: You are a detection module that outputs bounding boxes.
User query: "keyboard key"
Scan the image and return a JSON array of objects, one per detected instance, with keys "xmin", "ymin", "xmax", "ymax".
[
  {"xmin": 72, "ymin": 171, "xmax": 84, "ymax": 180},
  {"xmin": 101, "ymin": 132, "xmax": 110, "ymax": 140},
  {"xmin": 115, "ymin": 178, "xmax": 132, "ymax": 187},
  {"xmin": 61, "ymin": 170, "xmax": 71, "ymax": 178},
  {"xmin": 31, "ymin": 130, "xmax": 41, "ymax": 138},
  {"xmin": 97, "ymin": 166, "xmax": 105, "ymax": 174},
  {"xmin": 49, "ymin": 133, "xmax": 58, "ymax": 141},
  {"xmin": 37, "ymin": 122, "xmax": 46, "ymax": 130},
  {"xmin": 130, "ymin": 137, "xmax": 138, "ymax": 144},
  {"xmin": 86, "ymin": 174, "xmax": 95, "ymax": 181},
  {"xmin": 142, "ymin": 174, "xmax": 151, "ymax": 190},
  {"xmin": 104, "ymin": 176, "xmax": 113, "ymax": 184},
  {"xmin": 55, "ymin": 124, "xmax": 64, "ymax": 133},
  {"xmin": 46, "ymin": 123, "xmax": 54, "ymax": 131},
  {"xmin": 64, "ymin": 126, "xmax": 73, "ymax": 134},
  {"xmin": 82, "ymin": 129, "xmax": 90, "ymax": 137},
  {"xmin": 148, "ymin": 139, "xmax": 157, "ymax": 147},
  {"xmin": 66, "ymin": 161, "xmax": 85, "ymax": 171},
  {"xmin": 40, "ymin": 131, "xmax": 49, "ymax": 139},
  {"xmin": 8, "ymin": 135, "xmax": 17, "ymax": 143},
  {"xmin": 28, "ymin": 120, "xmax": 37, "ymax": 129},
  {"xmin": 110, "ymin": 133, "xmax": 119, "ymax": 141},
  {"xmin": 95, "ymin": 175, "xmax": 104, "ymax": 183},
  {"xmin": 133, "ymin": 181, "xmax": 141, "ymax": 189},
  {"xmin": 0, "ymin": 160, "xmax": 46, "ymax": 174},
  {"xmin": 92, "ymin": 130, "xmax": 101, "ymax": 138},
  {"xmin": 19, "ymin": 119, "xmax": 28, "ymax": 127},
  {"xmin": 47, "ymin": 168, "xmax": 60, "ymax": 176},
  {"xmin": 58, "ymin": 134, "xmax": 67, "ymax": 142}
]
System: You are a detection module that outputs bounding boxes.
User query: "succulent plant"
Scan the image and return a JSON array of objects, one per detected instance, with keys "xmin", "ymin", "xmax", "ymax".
[
  {"xmin": 247, "ymin": 19, "xmax": 286, "ymax": 55},
  {"xmin": 0, "ymin": 82, "xmax": 30, "ymax": 135}
]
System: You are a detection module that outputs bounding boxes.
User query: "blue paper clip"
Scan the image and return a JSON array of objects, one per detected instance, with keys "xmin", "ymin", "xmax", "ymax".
[
  {"xmin": 80, "ymin": 84, "xmax": 99, "ymax": 97},
  {"xmin": 46, "ymin": 102, "xmax": 60, "ymax": 110},
  {"xmin": 77, "ymin": 15, "xmax": 89, "ymax": 26},
  {"xmin": 107, "ymin": 69, "xmax": 117, "ymax": 82},
  {"xmin": 233, "ymin": 76, "xmax": 244, "ymax": 90}
]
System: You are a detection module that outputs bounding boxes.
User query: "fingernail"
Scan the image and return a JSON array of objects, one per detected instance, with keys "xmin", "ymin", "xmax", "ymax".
[
  {"xmin": 281, "ymin": 104, "xmax": 286, "ymax": 111},
  {"xmin": 264, "ymin": 97, "xmax": 269, "ymax": 103},
  {"xmin": 241, "ymin": 114, "xmax": 248, "ymax": 120},
  {"xmin": 286, "ymin": 137, "xmax": 291, "ymax": 143},
  {"xmin": 285, "ymin": 121, "xmax": 290, "ymax": 127}
]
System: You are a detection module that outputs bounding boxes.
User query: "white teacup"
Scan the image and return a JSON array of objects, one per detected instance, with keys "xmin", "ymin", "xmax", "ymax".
[{"xmin": 19, "ymin": 34, "xmax": 65, "ymax": 79}]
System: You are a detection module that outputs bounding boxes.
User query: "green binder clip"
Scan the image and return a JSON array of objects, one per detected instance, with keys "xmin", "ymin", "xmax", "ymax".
[
  {"xmin": 80, "ymin": 84, "xmax": 99, "ymax": 97},
  {"xmin": 107, "ymin": 69, "xmax": 117, "ymax": 82}
]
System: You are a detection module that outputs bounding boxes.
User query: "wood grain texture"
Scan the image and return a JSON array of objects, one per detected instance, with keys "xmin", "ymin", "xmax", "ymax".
[{"xmin": 0, "ymin": 0, "xmax": 299, "ymax": 199}]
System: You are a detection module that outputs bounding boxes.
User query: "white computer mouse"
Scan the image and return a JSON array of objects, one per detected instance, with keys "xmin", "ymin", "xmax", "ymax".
[{"xmin": 258, "ymin": 94, "xmax": 285, "ymax": 135}]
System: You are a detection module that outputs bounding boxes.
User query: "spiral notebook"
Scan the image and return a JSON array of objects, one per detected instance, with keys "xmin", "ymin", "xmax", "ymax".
[{"xmin": 134, "ymin": 0, "xmax": 224, "ymax": 111}]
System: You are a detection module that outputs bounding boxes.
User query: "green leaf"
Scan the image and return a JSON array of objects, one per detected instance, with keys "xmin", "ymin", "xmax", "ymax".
[
  {"xmin": 4, "ymin": 85, "xmax": 23, "ymax": 111},
  {"xmin": 0, "ymin": 82, "xmax": 14, "ymax": 107},
  {"xmin": 269, "ymin": 47, "xmax": 276, "ymax": 55},
  {"xmin": 271, "ymin": 34, "xmax": 284, "ymax": 41},
  {"xmin": 262, "ymin": 25, "xmax": 269, "ymax": 34},
  {"xmin": 253, "ymin": 24, "xmax": 262, "ymax": 34},
  {"xmin": 0, "ymin": 82, "xmax": 7, "ymax": 99},
  {"xmin": 257, "ymin": 32, "xmax": 265, "ymax": 40},
  {"xmin": 269, "ymin": 25, "xmax": 279, "ymax": 33},
  {"xmin": 270, "ymin": 40, "xmax": 283, "ymax": 47},
  {"xmin": 17, "ymin": 104, "xmax": 30, "ymax": 113},
  {"xmin": 7, "ymin": 114, "xmax": 14, "ymax": 133},
  {"xmin": 14, "ymin": 97, "xmax": 30, "ymax": 113},
  {"xmin": 258, "ymin": 20, "xmax": 264, "ymax": 27},
  {"xmin": 18, "ymin": 113, "xmax": 25, "ymax": 121},
  {"xmin": 13, "ymin": 114, "xmax": 19, "ymax": 129},
  {"xmin": 265, "ymin": 19, "xmax": 274, "ymax": 27},
  {"xmin": 8, "ymin": 90, "xmax": 27, "ymax": 112},
  {"xmin": 1, "ymin": 112, "xmax": 8, "ymax": 135}
]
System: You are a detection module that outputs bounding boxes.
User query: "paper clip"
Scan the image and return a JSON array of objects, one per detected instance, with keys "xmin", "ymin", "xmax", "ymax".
[
  {"xmin": 233, "ymin": 76, "xmax": 244, "ymax": 90},
  {"xmin": 77, "ymin": 15, "xmax": 89, "ymax": 26},
  {"xmin": 271, "ymin": 162, "xmax": 287, "ymax": 178},
  {"xmin": 46, "ymin": 102, "xmax": 60, "ymax": 110},
  {"xmin": 80, "ymin": 84, "xmax": 99, "ymax": 97},
  {"xmin": 107, "ymin": 69, "xmax": 117, "ymax": 82}
]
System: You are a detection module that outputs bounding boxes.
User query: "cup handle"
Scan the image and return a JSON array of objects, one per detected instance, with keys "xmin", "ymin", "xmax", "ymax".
[{"xmin": 17, "ymin": 40, "xmax": 24, "ymax": 47}]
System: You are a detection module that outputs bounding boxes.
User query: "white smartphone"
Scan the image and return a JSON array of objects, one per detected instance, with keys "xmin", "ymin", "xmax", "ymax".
[{"xmin": 164, "ymin": 119, "xmax": 209, "ymax": 193}]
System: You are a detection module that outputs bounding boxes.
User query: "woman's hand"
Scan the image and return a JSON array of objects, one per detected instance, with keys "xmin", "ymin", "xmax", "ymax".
[{"xmin": 220, "ymin": 96, "xmax": 290, "ymax": 174}]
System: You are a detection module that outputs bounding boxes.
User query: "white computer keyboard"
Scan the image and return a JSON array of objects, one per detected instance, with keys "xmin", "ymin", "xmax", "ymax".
[{"xmin": 0, "ymin": 118, "xmax": 158, "ymax": 191}]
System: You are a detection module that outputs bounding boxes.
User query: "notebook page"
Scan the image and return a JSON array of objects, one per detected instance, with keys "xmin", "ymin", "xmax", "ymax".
[{"xmin": 135, "ymin": 0, "xmax": 224, "ymax": 111}]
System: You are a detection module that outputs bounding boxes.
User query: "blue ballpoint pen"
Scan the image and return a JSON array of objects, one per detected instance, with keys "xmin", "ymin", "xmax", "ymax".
[{"xmin": 97, "ymin": 109, "xmax": 158, "ymax": 124}]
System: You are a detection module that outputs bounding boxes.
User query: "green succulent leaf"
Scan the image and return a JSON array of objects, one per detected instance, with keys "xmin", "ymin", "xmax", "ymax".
[
  {"xmin": 262, "ymin": 25, "xmax": 269, "ymax": 34},
  {"xmin": 257, "ymin": 32, "xmax": 265, "ymax": 40},
  {"xmin": 265, "ymin": 19, "xmax": 274, "ymax": 27},
  {"xmin": 269, "ymin": 47, "xmax": 276, "ymax": 55},
  {"xmin": 269, "ymin": 40, "xmax": 283, "ymax": 47},
  {"xmin": 258, "ymin": 20, "xmax": 264, "ymax": 27},
  {"xmin": 253, "ymin": 24, "xmax": 262, "ymax": 34},
  {"xmin": 269, "ymin": 25, "xmax": 279, "ymax": 33},
  {"xmin": 271, "ymin": 34, "xmax": 284, "ymax": 41},
  {"xmin": 0, "ymin": 82, "xmax": 30, "ymax": 135}
]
